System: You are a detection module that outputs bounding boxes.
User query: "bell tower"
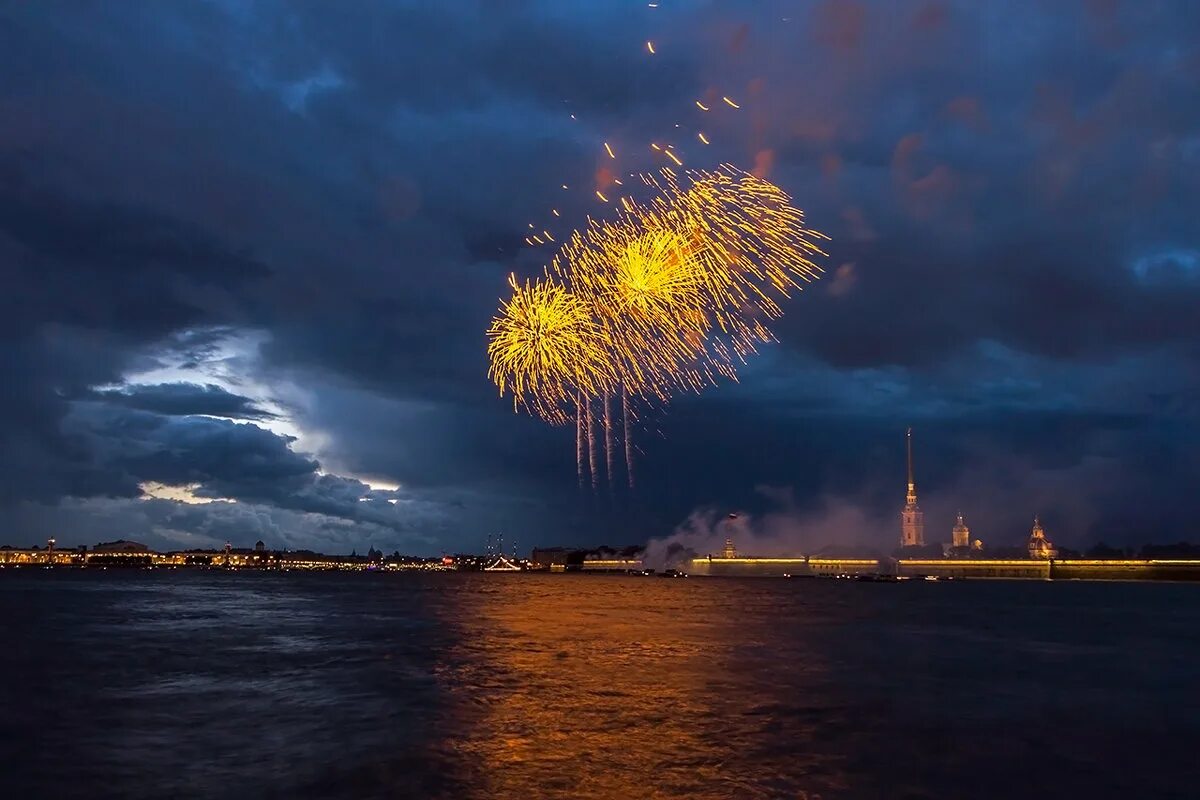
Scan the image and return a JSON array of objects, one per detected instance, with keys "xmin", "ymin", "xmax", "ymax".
[
  {"xmin": 900, "ymin": 428, "xmax": 925, "ymax": 547},
  {"xmin": 952, "ymin": 512, "xmax": 970, "ymax": 549}
]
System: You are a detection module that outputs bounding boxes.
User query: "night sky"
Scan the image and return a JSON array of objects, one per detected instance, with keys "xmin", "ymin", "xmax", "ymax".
[{"xmin": 3, "ymin": 1, "xmax": 1198, "ymax": 556}]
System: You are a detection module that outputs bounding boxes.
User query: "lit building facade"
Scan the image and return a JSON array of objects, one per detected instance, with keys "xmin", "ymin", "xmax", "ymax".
[
  {"xmin": 722, "ymin": 537, "xmax": 738, "ymax": 559},
  {"xmin": 1028, "ymin": 516, "xmax": 1057, "ymax": 559},
  {"xmin": 900, "ymin": 428, "xmax": 925, "ymax": 547},
  {"xmin": 952, "ymin": 512, "xmax": 970, "ymax": 549}
]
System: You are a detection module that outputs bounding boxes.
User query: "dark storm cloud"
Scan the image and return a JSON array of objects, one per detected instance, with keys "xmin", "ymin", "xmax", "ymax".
[
  {"xmin": 48, "ymin": 400, "xmax": 449, "ymax": 541},
  {"xmin": 4, "ymin": 494, "xmax": 442, "ymax": 555},
  {"xmin": 60, "ymin": 402, "xmax": 312, "ymax": 497},
  {"xmin": 0, "ymin": 1, "xmax": 1198, "ymax": 552},
  {"xmin": 90, "ymin": 383, "xmax": 276, "ymax": 421},
  {"xmin": 0, "ymin": 163, "xmax": 268, "ymax": 285}
]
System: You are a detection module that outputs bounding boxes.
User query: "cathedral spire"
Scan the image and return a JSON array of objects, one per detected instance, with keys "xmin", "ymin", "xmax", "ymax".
[
  {"xmin": 906, "ymin": 427, "xmax": 917, "ymax": 505},
  {"xmin": 900, "ymin": 427, "xmax": 925, "ymax": 547}
]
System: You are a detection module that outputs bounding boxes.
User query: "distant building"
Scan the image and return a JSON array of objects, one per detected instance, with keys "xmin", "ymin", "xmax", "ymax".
[
  {"xmin": 531, "ymin": 547, "xmax": 571, "ymax": 568},
  {"xmin": 92, "ymin": 540, "xmax": 149, "ymax": 554},
  {"xmin": 900, "ymin": 428, "xmax": 925, "ymax": 547},
  {"xmin": 722, "ymin": 537, "xmax": 738, "ymax": 559},
  {"xmin": 952, "ymin": 512, "xmax": 970, "ymax": 549},
  {"xmin": 1028, "ymin": 516, "xmax": 1057, "ymax": 559},
  {"xmin": 530, "ymin": 545, "xmax": 644, "ymax": 571},
  {"xmin": 254, "ymin": 540, "xmax": 265, "ymax": 552},
  {"xmin": 0, "ymin": 543, "xmax": 82, "ymax": 565}
]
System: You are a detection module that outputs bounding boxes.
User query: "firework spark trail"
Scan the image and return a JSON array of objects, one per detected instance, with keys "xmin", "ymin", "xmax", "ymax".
[
  {"xmin": 573, "ymin": 166, "xmax": 824, "ymax": 401},
  {"xmin": 585, "ymin": 399, "xmax": 598, "ymax": 490},
  {"xmin": 576, "ymin": 393, "xmax": 585, "ymax": 488},
  {"xmin": 603, "ymin": 391, "xmax": 614, "ymax": 489},
  {"xmin": 490, "ymin": 167, "xmax": 827, "ymax": 411},
  {"xmin": 486, "ymin": 273, "xmax": 615, "ymax": 423},
  {"xmin": 623, "ymin": 387, "xmax": 634, "ymax": 489},
  {"xmin": 487, "ymin": 167, "xmax": 827, "ymax": 489},
  {"xmin": 486, "ymin": 7, "xmax": 830, "ymax": 489},
  {"xmin": 557, "ymin": 215, "xmax": 712, "ymax": 403}
]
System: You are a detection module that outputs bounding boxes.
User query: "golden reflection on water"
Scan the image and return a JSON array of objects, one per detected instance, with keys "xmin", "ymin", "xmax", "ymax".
[{"xmin": 435, "ymin": 574, "xmax": 846, "ymax": 799}]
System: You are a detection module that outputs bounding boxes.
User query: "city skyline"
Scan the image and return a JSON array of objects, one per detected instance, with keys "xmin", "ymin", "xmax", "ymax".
[
  {"xmin": 0, "ymin": 424, "xmax": 1111, "ymax": 557},
  {"xmin": 1, "ymin": 2, "xmax": 1198, "ymax": 555},
  {"xmin": 5, "ymin": 6, "xmax": 1199, "ymax": 800}
]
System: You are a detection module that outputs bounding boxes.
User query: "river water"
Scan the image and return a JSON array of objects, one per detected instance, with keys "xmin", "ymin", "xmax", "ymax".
[{"xmin": 2, "ymin": 571, "xmax": 1197, "ymax": 799}]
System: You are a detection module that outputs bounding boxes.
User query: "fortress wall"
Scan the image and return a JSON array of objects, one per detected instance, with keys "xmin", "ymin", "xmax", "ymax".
[
  {"xmin": 688, "ymin": 558, "xmax": 810, "ymax": 577},
  {"xmin": 898, "ymin": 560, "xmax": 1050, "ymax": 579},
  {"xmin": 1051, "ymin": 560, "xmax": 1200, "ymax": 581}
]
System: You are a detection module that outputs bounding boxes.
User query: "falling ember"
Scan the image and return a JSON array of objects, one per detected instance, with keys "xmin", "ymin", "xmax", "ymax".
[
  {"xmin": 698, "ymin": 132, "xmax": 710, "ymax": 144},
  {"xmin": 585, "ymin": 400, "xmax": 598, "ymax": 490},
  {"xmin": 650, "ymin": 143, "xmax": 662, "ymax": 151},
  {"xmin": 543, "ymin": 230, "xmax": 555, "ymax": 241},
  {"xmin": 595, "ymin": 190, "xmax": 609, "ymax": 202},
  {"xmin": 603, "ymin": 392, "xmax": 614, "ymax": 488},
  {"xmin": 664, "ymin": 149, "xmax": 683, "ymax": 166},
  {"xmin": 722, "ymin": 96, "xmax": 740, "ymax": 108},
  {"xmin": 552, "ymin": 209, "xmax": 561, "ymax": 216},
  {"xmin": 604, "ymin": 141, "xmax": 616, "ymax": 159},
  {"xmin": 696, "ymin": 101, "xmax": 710, "ymax": 111},
  {"xmin": 646, "ymin": 41, "xmax": 656, "ymax": 54},
  {"xmin": 622, "ymin": 387, "xmax": 634, "ymax": 489},
  {"xmin": 576, "ymin": 396, "xmax": 585, "ymax": 488}
]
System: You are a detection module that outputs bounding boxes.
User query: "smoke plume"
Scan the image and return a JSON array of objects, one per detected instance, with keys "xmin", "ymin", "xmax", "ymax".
[{"xmin": 643, "ymin": 487, "xmax": 893, "ymax": 569}]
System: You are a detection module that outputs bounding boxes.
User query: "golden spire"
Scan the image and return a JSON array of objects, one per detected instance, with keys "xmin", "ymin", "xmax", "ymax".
[{"xmin": 906, "ymin": 427, "xmax": 917, "ymax": 505}]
